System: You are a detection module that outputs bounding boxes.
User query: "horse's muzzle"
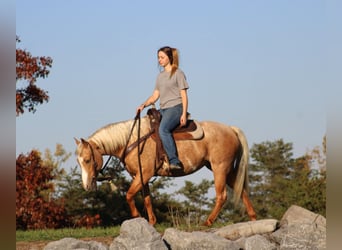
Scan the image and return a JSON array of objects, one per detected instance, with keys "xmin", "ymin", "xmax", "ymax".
[{"xmin": 83, "ymin": 176, "xmax": 97, "ymax": 191}]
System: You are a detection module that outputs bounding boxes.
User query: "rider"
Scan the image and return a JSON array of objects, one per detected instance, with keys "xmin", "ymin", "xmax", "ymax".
[{"xmin": 136, "ymin": 46, "xmax": 189, "ymax": 170}]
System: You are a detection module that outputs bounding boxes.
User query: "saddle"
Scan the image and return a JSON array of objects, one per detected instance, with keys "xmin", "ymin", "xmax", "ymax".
[{"xmin": 147, "ymin": 108, "xmax": 204, "ymax": 164}]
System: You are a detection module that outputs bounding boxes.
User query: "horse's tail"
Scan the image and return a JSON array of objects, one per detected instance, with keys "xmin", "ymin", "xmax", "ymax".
[{"xmin": 230, "ymin": 126, "xmax": 250, "ymax": 206}]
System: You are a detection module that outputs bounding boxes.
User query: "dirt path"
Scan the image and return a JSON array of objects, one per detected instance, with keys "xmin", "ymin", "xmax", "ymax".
[{"xmin": 16, "ymin": 236, "xmax": 114, "ymax": 250}]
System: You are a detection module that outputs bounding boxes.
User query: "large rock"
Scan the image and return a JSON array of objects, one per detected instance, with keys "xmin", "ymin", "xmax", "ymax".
[
  {"xmin": 272, "ymin": 205, "xmax": 326, "ymax": 249},
  {"xmin": 212, "ymin": 219, "xmax": 279, "ymax": 240},
  {"xmin": 44, "ymin": 237, "xmax": 108, "ymax": 250},
  {"xmin": 273, "ymin": 223, "xmax": 326, "ymax": 250},
  {"xmin": 162, "ymin": 228, "xmax": 240, "ymax": 250},
  {"xmin": 109, "ymin": 217, "xmax": 167, "ymax": 250},
  {"xmin": 280, "ymin": 204, "xmax": 326, "ymax": 228}
]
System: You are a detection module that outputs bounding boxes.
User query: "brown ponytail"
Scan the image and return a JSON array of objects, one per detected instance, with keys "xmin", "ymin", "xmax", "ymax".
[
  {"xmin": 158, "ymin": 46, "xmax": 179, "ymax": 78},
  {"xmin": 170, "ymin": 48, "xmax": 179, "ymax": 77}
]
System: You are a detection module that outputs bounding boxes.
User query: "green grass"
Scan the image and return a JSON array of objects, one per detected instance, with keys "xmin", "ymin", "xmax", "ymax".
[
  {"xmin": 16, "ymin": 222, "xmax": 224, "ymax": 242},
  {"xmin": 16, "ymin": 224, "xmax": 172, "ymax": 242},
  {"xmin": 16, "ymin": 227, "xmax": 121, "ymax": 242}
]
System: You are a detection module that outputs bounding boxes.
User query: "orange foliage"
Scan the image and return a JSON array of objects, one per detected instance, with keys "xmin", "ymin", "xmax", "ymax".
[
  {"xmin": 16, "ymin": 36, "xmax": 52, "ymax": 116},
  {"xmin": 16, "ymin": 150, "xmax": 69, "ymax": 229},
  {"xmin": 16, "ymin": 150, "xmax": 104, "ymax": 229}
]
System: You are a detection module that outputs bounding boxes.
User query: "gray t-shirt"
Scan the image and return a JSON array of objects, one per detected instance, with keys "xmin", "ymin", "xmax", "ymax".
[{"xmin": 155, "ymin": 68, "xmax": 189, "ymax": 109}]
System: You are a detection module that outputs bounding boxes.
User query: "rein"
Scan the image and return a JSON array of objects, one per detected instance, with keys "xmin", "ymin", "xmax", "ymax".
[
  {"xmin": 98, "ymin": 112, "xmax": 154, "ymax": 205},
  {"xmin": 120, "ymin": 111, "xmax": 146, "ymax": 199},
  {"xmin": 98, "ymin": 115, "xmax": 141, "ymax": 176},
  {"xmin": 136, "ymin": 111, "xmax": 145, "ymax": 200}
]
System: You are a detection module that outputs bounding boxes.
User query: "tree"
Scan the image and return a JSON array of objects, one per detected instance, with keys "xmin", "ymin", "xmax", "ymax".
[
  {"xmin": 58, "ymin": 166, "xmax": 103, "ymax": 228},
  {"xmin": 249, "ymin": 139, "xmax": 295, "ymax": 219},
  {"xmin": 59, "ymin": 157, "xmax": 133, "ymax": 227},
  {"xmin": 287, "ymin": 136, "xmax": 326, "ymax": 216},
  {"xmin": 16, "ymin": 149, "xmax": 68, "ymax": 230},
  {"xmin": 176, "ymin": 179, "xmax": 214, "ymax": 226},
  {"xmin": 16, "ymin": 36, "xmax": 52, "ymax": 116},
  {"xmin": 149, "ymin": 177, "xmax": 181, "ymax": 225},
  {"xmin": 249, "ymin": 138, "xmax": 326, "ymax": 220},
  {"xmin": 58, "ymin": 157, "xmax": 184, "ymax": 228}
]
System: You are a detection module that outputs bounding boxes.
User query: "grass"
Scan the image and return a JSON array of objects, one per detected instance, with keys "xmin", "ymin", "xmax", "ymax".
[
  {"xmin": 16, "ymin": 227, "xmax": 121, "ymax": 242},
  {"xmin": 16, "ymin": 224, "xmax": 173, "ymax": 242},
  {"xmin": 16, "ymin": 220, "xmax": 227, "ymax": 242}
]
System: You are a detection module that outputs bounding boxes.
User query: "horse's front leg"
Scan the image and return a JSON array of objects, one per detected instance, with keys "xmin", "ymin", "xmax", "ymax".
[
  {"xmin": 142, "ymin": 184, "xmax": 157, "ymax": 225},
  {"xmin": 126, "ymin": 175, "xmax": 157, "ymax": 225},
  {"xmin": 126, "ymin": 177, "xmax": 142, "ymax": 219}
]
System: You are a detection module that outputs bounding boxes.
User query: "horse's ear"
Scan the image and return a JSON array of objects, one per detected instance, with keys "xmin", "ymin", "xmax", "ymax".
[
  {"xmin": 80, "ymin": 138, "xmax": 88, "ymax": 145},
  {"xmin": 74, "ymin": 137, "xmax": 80, "ymax": 145}
]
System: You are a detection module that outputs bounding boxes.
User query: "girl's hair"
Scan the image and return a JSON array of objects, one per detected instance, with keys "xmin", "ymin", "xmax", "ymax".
[{"xmin": 158, "ymin": 46, "xmax": 179, "ymax": 78}]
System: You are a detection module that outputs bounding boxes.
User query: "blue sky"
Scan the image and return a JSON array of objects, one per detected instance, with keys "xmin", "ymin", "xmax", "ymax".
[{"xmin": 16, "ymin": 1, "xmax": 328, "ymax": 189}]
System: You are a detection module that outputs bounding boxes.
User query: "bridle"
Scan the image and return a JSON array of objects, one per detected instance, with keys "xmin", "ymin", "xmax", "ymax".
[{"xmin": 87, "ymin": 141, "xmax": 99, "ymax": 189}]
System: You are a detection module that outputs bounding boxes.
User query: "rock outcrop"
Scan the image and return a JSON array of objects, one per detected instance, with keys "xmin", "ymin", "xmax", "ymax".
[{"xmin": 44, "ymin": 205, "xmax": 326, "ymax": 250}]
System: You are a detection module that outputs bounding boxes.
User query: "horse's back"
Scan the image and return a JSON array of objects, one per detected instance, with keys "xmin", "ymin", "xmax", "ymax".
[{"xmin": 200, "ymin": 121, "xmax": 239, "ymax": 143}]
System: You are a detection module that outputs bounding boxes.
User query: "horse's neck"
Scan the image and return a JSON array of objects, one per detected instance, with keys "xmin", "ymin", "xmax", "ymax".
[{"xmin": 90, "ymin": 117, "xmax": 149, "ymax": 157}]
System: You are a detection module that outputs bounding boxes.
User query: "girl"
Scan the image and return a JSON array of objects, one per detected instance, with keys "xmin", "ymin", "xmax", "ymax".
[{"xmin": 136, "ymin": 46, "xmax": 189, "ymax": 170}]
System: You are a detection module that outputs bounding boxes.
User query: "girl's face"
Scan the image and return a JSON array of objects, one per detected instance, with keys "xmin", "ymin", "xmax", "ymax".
[{"xmin": 158, "ymin": 51, "xmax": 170, "ymax": 68}]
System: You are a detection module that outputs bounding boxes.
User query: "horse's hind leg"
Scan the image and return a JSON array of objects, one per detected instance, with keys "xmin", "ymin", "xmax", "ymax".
[
  {"xmin": 241, "ymin": 189, "xmax": 257, "ymax": 221},
  {"xmin": 227, "ymin": 175, "xmax": 257, "ymax": 221},
  {"xmin": 204, "ymin": 166, "xmax": 228, "ymax": 226}
]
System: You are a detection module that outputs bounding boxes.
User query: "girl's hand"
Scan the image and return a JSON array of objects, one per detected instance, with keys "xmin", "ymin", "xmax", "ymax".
[
  {"xmin": 136, "ymin": 104, "xmax": 145, "ymax": 115},
  {"xmin": 180, "ymin": 113, "xmax": 187, "ymax": 127}
]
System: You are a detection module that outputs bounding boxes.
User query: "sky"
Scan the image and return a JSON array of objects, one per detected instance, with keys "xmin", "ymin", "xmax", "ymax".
[{"xmin": 16, "ymin": 1, "xmax": 329, "ymax": 192}]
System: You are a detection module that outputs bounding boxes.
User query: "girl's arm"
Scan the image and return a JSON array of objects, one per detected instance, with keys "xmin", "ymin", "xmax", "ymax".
[
  {"xmin": 136, "ymin": 89, "xmax": 160, "ymax": 114},
  {"xmin": 180, "ymin": 89, "xmax": 188, "ymax": 127}
]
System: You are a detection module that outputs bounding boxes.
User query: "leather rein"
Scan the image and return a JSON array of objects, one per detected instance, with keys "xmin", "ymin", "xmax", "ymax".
[{"xmin": 98, "ymin": 111, "xmax": 154, "ymax": 198}]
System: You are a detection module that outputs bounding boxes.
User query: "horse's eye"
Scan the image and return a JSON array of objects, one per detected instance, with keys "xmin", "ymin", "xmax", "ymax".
[{"xmin": 84, "ymin": 159, "xmax": 91, "ymax": 164}]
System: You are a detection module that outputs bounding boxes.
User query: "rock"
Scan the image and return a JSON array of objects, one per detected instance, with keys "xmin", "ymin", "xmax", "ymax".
[
  {"xmin": 212, "ymin": 219, "xmax": 279, "ymax": 240},
  {"xmin": 109, "ymin": 217, "xmax": 167, "ymax": 250},
  {"xmin": 271, "ymin": 205, "xmax": 326, "ymax": 250},
  {"xmin": 43, "ymin": 237, "xmax": 108, "ymax": 250},
  {"xmin": 244, "ymin": 235, "xmax": 277, "ymax": 250},
  {"xmin": 162, "ymin": 227, "xmax": 239, "ymax": 250},
  {"xmin": 272, "ymin": 223, "xmax": 326, "ymax": 250},
  {"xmin": 280, "ymin": 204, "xmax": 326, "ymax": 228},
  {"xmin": 44, "ymin": 205, "xmax": 326, "ymax": 250}
]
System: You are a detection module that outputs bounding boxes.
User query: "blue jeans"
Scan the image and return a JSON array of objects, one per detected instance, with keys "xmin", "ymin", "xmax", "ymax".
[{"xmin": 159, "ymin": 104, "xmax": 182, "ymax": 165}]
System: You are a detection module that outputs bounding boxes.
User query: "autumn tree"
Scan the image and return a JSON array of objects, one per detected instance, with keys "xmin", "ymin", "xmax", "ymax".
[
  {"xmin": 16, "ymin": 36, "xmax": 52, "ymax": 116},
  {"xmin": 16, "ymin": 148, "xmax": 69, "ymax": 230}
]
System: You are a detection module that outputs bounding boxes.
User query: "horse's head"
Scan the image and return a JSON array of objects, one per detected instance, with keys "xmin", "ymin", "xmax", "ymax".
[{"xmin": 74, "ymin": 138, "xmax": 103, "ymax": 191}]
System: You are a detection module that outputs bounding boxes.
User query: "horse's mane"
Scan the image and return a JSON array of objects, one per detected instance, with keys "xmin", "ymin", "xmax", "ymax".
[{"xmin": 88, "ymin": 116, "xmax": 150, "ymax": 154}]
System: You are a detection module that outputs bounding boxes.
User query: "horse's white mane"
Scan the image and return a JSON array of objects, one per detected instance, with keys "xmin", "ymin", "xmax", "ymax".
[{"xmin": 88, "ymin": 116, "xmax": 150, "ymax": 154}]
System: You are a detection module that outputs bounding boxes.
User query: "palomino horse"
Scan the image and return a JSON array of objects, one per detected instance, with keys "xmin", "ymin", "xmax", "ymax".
[{"xmin": 74, "ymin": 114, "xmax": 256, "ymax": 226}]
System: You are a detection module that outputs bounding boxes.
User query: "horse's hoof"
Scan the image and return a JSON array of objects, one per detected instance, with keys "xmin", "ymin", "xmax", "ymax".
[{"xmin": 203, "ymin": 221, "xmax": 212, "ymax": 227}]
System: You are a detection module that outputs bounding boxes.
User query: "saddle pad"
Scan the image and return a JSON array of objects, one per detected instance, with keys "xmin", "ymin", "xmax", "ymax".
[{"xmin": 174, "ymin": 120, "xmax": 204, "ymax": 140}]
